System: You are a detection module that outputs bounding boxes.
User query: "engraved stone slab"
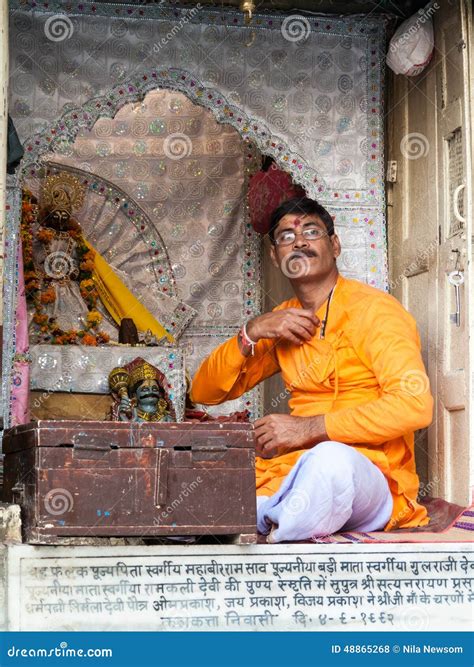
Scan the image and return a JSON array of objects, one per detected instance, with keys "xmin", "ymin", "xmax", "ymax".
[{"xmin": 5, "ymin": 544, "xmax": 473, "ymax": 632}]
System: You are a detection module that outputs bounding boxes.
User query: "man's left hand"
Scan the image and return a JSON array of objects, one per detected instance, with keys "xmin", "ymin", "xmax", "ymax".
[{"xmin": 253, "ymin": 414, "xmax": 328, "ymax": 459}]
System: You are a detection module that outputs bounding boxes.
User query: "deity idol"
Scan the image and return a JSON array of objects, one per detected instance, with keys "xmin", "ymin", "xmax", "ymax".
[
  {"xmin": 22, "ymin": 173, "xmax": 173, "ymax": 346},
  {"xmin": 23, "ymin": 174, "xmax": 115, "ymax": 344},
  {"xmin": 109, "ymin": 358, "xmax": 175, "ymax": 423}
]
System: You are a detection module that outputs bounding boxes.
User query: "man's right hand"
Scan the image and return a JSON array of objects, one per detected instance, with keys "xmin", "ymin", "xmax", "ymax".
[{"xmin": 246, "ymin": 308, "xmax": 320, "ymax": 346}]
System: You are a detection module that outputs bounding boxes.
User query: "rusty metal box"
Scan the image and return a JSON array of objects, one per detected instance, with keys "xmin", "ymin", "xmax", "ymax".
[{"xmin": 2, "ymin": 420, "xmax": 256, "ymax": 544}]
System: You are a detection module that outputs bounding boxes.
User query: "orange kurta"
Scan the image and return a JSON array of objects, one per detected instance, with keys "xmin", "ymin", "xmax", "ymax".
[{"xmin": 190, "ymin": 275, "xmax": 433, "ymax": 530}]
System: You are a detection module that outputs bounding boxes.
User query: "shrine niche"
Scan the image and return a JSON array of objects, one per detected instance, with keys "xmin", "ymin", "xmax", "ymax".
[
  {"xmin": 12, "ymin": 88, "xmax": 264, "ymax": 426},
  {"xmin": 3, "ymin": 1, "xmax": 388, "ymax": 433}
]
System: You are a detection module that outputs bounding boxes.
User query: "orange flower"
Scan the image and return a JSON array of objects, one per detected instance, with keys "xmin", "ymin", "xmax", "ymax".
[
  {"xmin": 82, "ymin": 334, "xmax": 98, "ymax": 346},
  {"xmin": 25, "ymin": 280, "xmax": 40, "ymax": 293},
  {"xmin": 80, "ymin": 279, "xmax": 94, "ymax": 291},
  {"xmin": 80, "ymin": 259, "xmax": 94, "ymax": 272},
  {"xmin": 33, "ymin": 313, "xmax": 48, "ymax": 325},
  {"xmin": 96, "ymin": 331, "xmax": 110, "ymax": 344},
  {"xmin": 37, "ymin": 228, "xmax": 55, "ymax": 243},
  {"xmin": 40, "ymin": 287, "xmax": 56, "ymax": 304},
  {"xmin": 80, "ymin": 279, "xmax": 97, "ymax": 301}
]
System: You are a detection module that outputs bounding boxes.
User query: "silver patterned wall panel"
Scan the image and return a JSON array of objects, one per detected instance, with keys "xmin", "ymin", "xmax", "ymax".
[{"xmin": 9, "ymin": 1, "xmax": 387, "ymax": 290}]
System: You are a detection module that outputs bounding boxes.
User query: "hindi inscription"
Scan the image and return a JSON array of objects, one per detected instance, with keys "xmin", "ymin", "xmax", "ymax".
[{"xmin": 6, "ymin": 545, "xmax": 473, "ymax": 631}]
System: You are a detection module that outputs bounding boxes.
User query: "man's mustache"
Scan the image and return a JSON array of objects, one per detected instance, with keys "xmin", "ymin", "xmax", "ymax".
[{"xmin": 289, "ymin": 249, "xmax": 318, "ymax": 259}]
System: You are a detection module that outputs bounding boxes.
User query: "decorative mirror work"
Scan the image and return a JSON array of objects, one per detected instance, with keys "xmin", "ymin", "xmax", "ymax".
[
  {"xmin": 11, "ymin": 2, "xmax": 386, "ymax": 200},
  {"xmin": 30, "ymin": 345, "xmax": 186, "ymax": 421}
]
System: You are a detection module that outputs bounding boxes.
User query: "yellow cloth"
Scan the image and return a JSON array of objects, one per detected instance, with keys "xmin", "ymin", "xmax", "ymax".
[
  {"xmin": 86, "ymin": 240, "xmax": 174, "ymax": 343},
  {"xmin": 190, "ymin": 274, "xmax": 433, "ymax": 531}
]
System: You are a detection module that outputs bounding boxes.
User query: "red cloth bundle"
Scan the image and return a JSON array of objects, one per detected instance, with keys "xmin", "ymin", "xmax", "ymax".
[{"xmin": 248, "ymin": 165, "xmax": 306, "ymax": 234}]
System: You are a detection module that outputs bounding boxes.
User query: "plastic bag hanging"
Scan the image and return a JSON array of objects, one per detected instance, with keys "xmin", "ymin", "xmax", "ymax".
[{"xmin": 386, "ymin": 7, "xmax": 436, "ymax": 77}]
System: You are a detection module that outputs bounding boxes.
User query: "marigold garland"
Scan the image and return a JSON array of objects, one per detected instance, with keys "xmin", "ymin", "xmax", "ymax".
[
  {"xmin": 86, "ymin": 309, "xmax": 102, "ymax": 326},
  {"xmin": 21, "ymin": 188, "xmax": 110, "ymax": 346}
]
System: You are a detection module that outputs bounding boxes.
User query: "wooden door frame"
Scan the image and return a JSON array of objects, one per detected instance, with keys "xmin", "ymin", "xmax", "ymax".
[
  {"xmin": 386, "ymin": 0, "xmax": 473, "ymax": 503},
  {"xmin": 465, "ymin": 0, "xmax": 474, "ymax": 503}
]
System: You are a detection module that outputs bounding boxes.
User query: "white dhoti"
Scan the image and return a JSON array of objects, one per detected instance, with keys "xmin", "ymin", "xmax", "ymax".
[{"xmin": 257, "ymin": 441, "xmax": 393, "ymax": 543}]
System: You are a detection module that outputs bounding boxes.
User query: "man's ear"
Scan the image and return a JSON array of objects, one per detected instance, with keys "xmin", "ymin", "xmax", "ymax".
[
  {"xmin": 331, "ymin": 234, "xmax": 341, "ymax": 260},
  {"xmin": 269, "ymin": 243, "xmax": 280, "ymax": 269}
]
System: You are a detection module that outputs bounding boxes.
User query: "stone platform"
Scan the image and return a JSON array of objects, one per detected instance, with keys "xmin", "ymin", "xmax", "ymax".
[{"xmin": 1, "ymin": 538, "xmax": 472, "ymax": 632}]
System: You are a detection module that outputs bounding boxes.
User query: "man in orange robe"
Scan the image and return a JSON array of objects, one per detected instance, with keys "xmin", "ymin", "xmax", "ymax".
[{"xmin": 190, "ymin": 197, "xmax": 433, "ymax": 541}]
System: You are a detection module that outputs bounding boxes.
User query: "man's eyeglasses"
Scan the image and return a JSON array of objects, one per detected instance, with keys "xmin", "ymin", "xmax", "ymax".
[{"xmin": 274, "ymin": 227, "xmax": 329, "ymax": 247}]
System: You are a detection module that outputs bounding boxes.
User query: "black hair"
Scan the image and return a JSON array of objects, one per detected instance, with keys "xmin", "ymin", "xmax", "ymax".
[{"xmin": 268, "ymin": 197, "xmax": 335, "ymax": 243}]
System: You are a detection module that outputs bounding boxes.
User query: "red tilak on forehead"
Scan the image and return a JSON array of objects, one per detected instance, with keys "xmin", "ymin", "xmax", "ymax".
[{"xmin": 292, "ymin": 216, "xmax": 303, "ymax": 227}]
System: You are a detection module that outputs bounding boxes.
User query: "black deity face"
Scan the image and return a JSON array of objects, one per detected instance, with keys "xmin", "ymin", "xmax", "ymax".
[{"xmin": 46, "ymin": 207, "xmax": 71, "ymax": 231}]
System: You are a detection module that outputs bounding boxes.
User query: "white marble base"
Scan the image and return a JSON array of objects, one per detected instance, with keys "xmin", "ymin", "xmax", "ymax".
[{"xmin": 4, "ymin": 543, "xmax": 472, "ymax": 632}]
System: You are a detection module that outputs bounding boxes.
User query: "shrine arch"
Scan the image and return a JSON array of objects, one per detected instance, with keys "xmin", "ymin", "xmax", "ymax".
[{"xmin": 16, "ymin": 67, "xmax": 323, "ymax": 195}]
